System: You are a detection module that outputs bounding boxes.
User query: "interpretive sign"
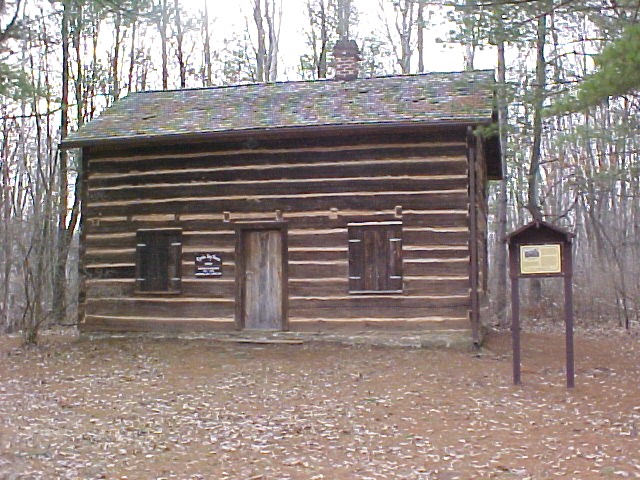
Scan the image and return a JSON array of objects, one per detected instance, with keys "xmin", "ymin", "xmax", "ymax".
[
  {"xmin": 195, "ymin": 253, "xmax": 222, "ymax": 277},
  {"xmin": 519, "ymin": 244, "xmax": 561, "ymax": 275},
  {"xmin": 506, "ymin": 221, "xmax": 575, "ymax": 388}
]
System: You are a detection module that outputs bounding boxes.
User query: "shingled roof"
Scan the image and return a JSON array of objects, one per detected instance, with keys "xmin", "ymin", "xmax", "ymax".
[{"xmin": 62, "ymin": 70, "xmax": 496, "ymax": 148}]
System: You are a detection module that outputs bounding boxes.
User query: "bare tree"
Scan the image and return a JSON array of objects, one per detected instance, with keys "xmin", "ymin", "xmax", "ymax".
[
  {"xmin": 416, "ymin": 0, "xmax": 425, "ymax": 72},
  {"xmin": 494, "ymin": 37, "xmax": 508, "ymax": 327},
  {"xmin": 201, "ymin": 1, "xmax": 213, "ymax": 86},
  {"xmin": 301, "ymin": 0, "xmax": 335, "ymax": 79},
  {"xmin": 173, "ymin": 0, "xmax": 186, "ymax": 87},
  {"xmin": 249, "ymin": 0, "xmax": 281, "ymax": 82},
  {"xmin": 380, "ymin": 0, "xmax": 415, "ymax": 74},
  {"xmin": 526, "ymin": 11, "xmax": 547, "ymax": 223},
  {"xmin": 154, "ymin": 0, "xmax": 170, "ymax": 89},
  {"xmin": 51, "ymin": 0, "xmax": 71, "ymax": 326}
]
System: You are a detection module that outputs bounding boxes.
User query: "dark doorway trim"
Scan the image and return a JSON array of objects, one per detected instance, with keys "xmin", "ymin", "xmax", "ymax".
[{"xmin": 234, "ymin": 221, "xmax": 289, "ymax": 331}]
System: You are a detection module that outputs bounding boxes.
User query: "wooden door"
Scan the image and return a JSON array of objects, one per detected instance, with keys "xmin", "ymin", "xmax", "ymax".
[{"xmin": 238, "ymin": 227, "xmax": 287, "ymax": 330}]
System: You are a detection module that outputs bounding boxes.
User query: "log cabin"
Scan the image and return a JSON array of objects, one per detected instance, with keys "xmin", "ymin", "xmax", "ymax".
[{"xmin": 61, "ymin": 41, "xmax": 502, "ymax": 346}]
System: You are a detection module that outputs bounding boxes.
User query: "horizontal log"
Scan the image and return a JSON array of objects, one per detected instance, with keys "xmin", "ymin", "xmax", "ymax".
[
  {"xmin": 85, "ymin": 265, "xmax": 135, "ymax": 279},
  {"xmin": 89, "ymin": 157, "xmax": 468, "ymax": 188},
  {"xmin": 82, "ymin": 315, "xmax": 235, "ymax": 333},
  {"xmin": 84, "ymin": 208, "xmax": 470, "ymax": 236},
  {"xmin": 86, "ymin": 297, "xmax": 235, "ymax": 318},
  {"xmin": 404, "ymin": 261, "xmax": 469, "ymax": 276},
  {"xmin": 404, "ymin": 248, "xmax": 468, "ymax": 260},
  {"xmin": 289, "ymin": 263, "xmax": 347, "ymax": 278},
  {"xmin": 87, "ymin": 280, "xmax": 133, "ymax": 297},
  {"xmin": 87, "ymin": 189, "xmax": 467, "ymax": 210},
  {"xmin": 86, "ymin": 226, "xmax": 235, "ymax": 241},
  {"xmin": 81, "ymin": 316, "xmax": 471, "ymax": 334},
  {"xmin": 87, "ymin": 177, "xmax": 468, "ymax": 203},
  {"xmin": 88, "ymin": 141, "xmax": 467, "ymax": 172},
  {"xmin": 86, "ymin": 279, "xmax": 236, "ymax": 298},
  {"xmin": 288, "ymin": 305, "xmax": 469, "ymax": 319},
  {"xmin": 288, "ymin": 249, "xmax": 346, "ymax": 262},
  {"xmin": 88, "ymin": 125, "xmax": 467, "ymax": 157},
  {"xmin": 84, "ymin": 277, "xmax": 468, "ymax": 299},
  {"xmin": 403, "ymin": 278, "xmax": 469, "ymax": 295},
  {"xmin": 288, "ymin": 318, "xmax": 470, "ymax": 331},
  {"xmin": 84, "ymin": 210, "xmax": 470, "ymax": 240},
  {"xmin": 288, "ymin": 278, "xmax": 469, "ymax": 297},
  {"xmin": 135, "ymin": 208, "xmax": 467, "ymax": 223},
  {"xmin": 80, "ymin": 315, "xmax": 470, "ymax": 334},
  {"xmin": 404, "ymin": 229, "xmax": 468, "ymax": 246},
  {"xmin": 84, "ymin": 248, "xmax": 238, "ymax": 270},
  {"xmin": 86, "ymin": 192, "xmax": 469, "ymax": 217},
  {"xmin": 84, "ymin": 242, "xmax": 469, "ymax": 271},
  {"xmin": 289, "ymin": 294, "xmax": 469, "ymax": 310},
  {"xmin": 287, "ymin": 230, "xmax": 468, "ymax": 249}
]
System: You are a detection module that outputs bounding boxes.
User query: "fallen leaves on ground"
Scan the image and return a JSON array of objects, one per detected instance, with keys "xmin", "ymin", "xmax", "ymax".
[{"xmin": 0, "ymin": 329, "xmax": 639, "ymax": 479}]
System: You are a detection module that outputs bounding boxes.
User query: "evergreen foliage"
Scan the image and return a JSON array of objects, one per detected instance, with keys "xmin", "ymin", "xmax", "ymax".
[
  {"xmin": 0, "ymin": 62, "xmax": 31, "ymax": 99},
  {"xmin": 553, "ymin": 22, "xmax": 640, "ymax": 113}
]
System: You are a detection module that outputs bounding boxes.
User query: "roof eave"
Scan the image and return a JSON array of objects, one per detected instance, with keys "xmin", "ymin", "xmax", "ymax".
[{"xmin": 60, "ymin": 118, "xmax": 495, "ymax": 150}]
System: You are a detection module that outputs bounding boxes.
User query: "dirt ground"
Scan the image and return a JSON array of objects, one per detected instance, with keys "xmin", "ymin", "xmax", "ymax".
[{"xmin": 0, "ymin": 327, "xmax": 639, "ymax": 480}]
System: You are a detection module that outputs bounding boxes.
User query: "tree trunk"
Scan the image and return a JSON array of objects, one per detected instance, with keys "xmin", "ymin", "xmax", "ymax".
[
  {"xmin": 111, "ymin": 11, "xmax": 122, "ymax": 102},
  {"xmin": 158, "ymin": 0, "xmax": 169, "ymax": 89},
  {"xmin": 398, "ymin": 0, "xmax": 414, "ymax": 73},
  {"xmin": 0, "ymin": 116, "xmax": 13, "ymax": 331},
  {"xmin": 202, "ymin": 2, "xmax": 212, "ymax": 86},
  {"xmin": 317, "ymin": 0, "xmax": 328, "ymax": 78},
  {"xmin": 265, "ymin": 0, "xmax": 280, "ymax": 81},
  {"xmin": 127, "ymin": 17, "xmax": 138, "ymax": 93},
  {"xmin": 52, "ymin": 0, "xmax": 71, "ymax": 326},
  {"xmin": 73, "ymin": 2, "xmax": 84, "ymax": 124},
  {"xmin": 252, "ymin": 0, "xmax": 280, "ymax": 82},
  {"xmin": 495, "ymin": 38, "xmax": 508, "ymax": 327},
  {"xmin": 253, "ymin": 0, "xmax": 266, "ymax": 81},
  {"xmin": 525, "ymin": 12, "xmax": 549, "ymax": 304},
  {"xmin": 527, "ymin": 12, "xmax": 546, "ymax": 223},
  {"xmin": 417, "ymin": 0, "xmax": 424, "ymax": 73},
  {"xmin": 174, "ymin": 0, "xmax": 186, "ymax": 88}
]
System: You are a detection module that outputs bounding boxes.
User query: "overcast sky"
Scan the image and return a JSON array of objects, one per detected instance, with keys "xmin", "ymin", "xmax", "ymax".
[{"xmin": 187, "ymin": 0, "xmax": 496, "ymax": 79}]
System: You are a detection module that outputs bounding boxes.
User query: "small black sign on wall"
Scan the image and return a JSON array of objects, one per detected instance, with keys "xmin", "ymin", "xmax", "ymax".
[{"xmin": 195, "ymin": 253, "xmax": 222, "ymax": 277}]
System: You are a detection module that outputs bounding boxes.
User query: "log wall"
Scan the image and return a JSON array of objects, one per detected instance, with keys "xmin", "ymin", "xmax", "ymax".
[{"xmin": 80, "ymin": 127, "xmax": 479, "ymax": 333}]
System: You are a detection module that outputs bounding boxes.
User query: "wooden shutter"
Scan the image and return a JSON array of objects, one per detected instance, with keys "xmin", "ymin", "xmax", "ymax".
[
  {"xmin": 348, "ymin": 223, "xmax": 402, "ymax": 293},
  {"xmin": 136, "ymin": 230, "xmax": 182, "ymax": 293}
]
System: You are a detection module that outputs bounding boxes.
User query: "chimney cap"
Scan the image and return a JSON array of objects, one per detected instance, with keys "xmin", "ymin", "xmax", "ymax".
[{"xmin": 333, "ymin": 39, "xmax": 361, "ymax": 59}]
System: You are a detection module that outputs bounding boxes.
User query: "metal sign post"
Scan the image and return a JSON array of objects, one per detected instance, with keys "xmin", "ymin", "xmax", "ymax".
[{"xmin": 506, "ymin": 221, "xmax": 575, "ymax": 388}]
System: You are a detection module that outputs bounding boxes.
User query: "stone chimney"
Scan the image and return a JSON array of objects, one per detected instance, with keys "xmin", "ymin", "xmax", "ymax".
[{"xmin": 332, "ymin": 39, "xmax": 361, "ymax": 81}]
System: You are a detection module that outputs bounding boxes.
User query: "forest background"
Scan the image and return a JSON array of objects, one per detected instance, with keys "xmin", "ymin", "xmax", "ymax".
[{"xmin": 1, "ymin": 0, "xmax": 638, "ymax": 343}]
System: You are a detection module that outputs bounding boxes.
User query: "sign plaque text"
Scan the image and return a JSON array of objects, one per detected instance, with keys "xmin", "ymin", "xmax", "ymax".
[
  {"xmin": 195, "ymin": 253, "xmax": 222, "ymax": 277},
  {"xmin": 519, "ymin": 244, "xmax": 561, "ymax": 275}
]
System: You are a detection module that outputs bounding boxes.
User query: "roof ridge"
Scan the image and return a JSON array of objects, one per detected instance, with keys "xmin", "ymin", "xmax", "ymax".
[{"xmin": 129, "ymin": 69, "xmax": 496, "ymax": 96}]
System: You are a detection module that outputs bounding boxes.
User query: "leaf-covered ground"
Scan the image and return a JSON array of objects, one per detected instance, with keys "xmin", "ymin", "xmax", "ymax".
[{"xmin": 0, "ymin": 328, "xmax": 638, "ymax": 479}]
